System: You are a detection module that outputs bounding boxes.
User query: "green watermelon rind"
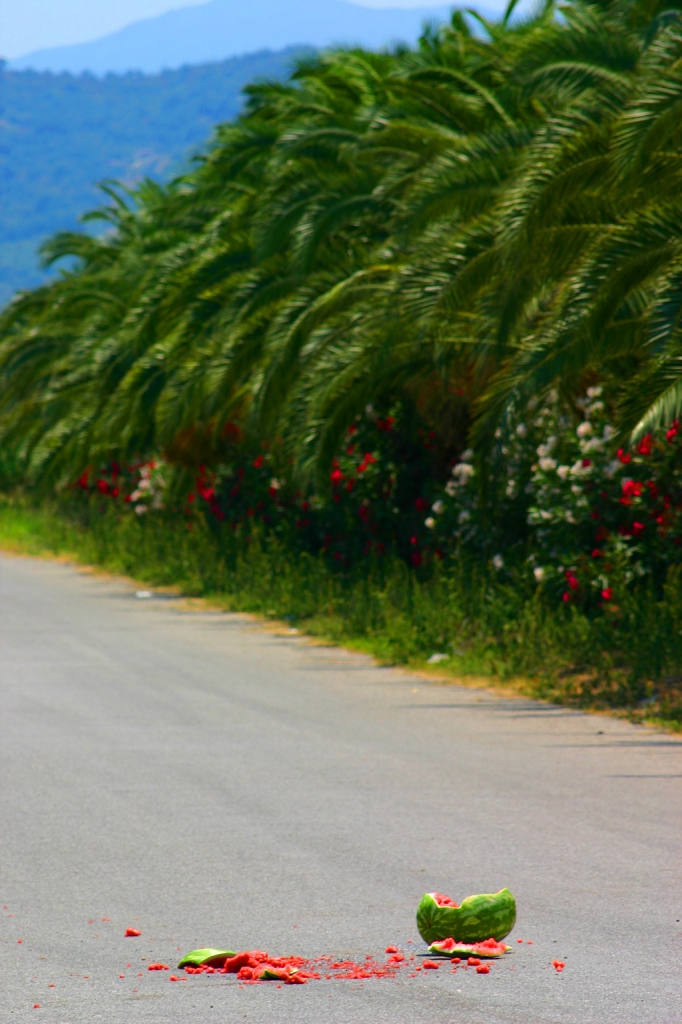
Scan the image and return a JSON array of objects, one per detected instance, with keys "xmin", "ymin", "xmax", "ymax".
[
  {"xmin": 416, "ymin": 889, "xmax": 516, "ymax": 944},
  {"xmin": 177, "ymin": 948, "xmax": 236, "ymax": 968}
]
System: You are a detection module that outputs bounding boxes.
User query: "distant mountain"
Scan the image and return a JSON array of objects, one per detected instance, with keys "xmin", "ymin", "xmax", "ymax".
[
  {"xmin": 0, "ymin": 49, "xmax": 306, "ymax": 306},
  {"xmin": 10, "ymin": 0, "xmax": 454, "ymax": 75}
]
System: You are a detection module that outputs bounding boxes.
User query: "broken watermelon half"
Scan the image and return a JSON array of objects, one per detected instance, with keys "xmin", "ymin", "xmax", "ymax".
[{"xmin": 417, "ymin": 888, "xmax": 516, "ymax": 944}]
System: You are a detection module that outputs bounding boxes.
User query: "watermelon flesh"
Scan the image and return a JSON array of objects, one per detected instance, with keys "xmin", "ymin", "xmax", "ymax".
[
  {"xmin": 417, "ymin": 888, "xmax": 516, "ymax": 944},
  {"xmin": 429, "ymin": 936, "xmax": 510, "ymax": 958},
  {"xmin": 431, "ymin": 892, "xmax": 459, "ymax": 907}
]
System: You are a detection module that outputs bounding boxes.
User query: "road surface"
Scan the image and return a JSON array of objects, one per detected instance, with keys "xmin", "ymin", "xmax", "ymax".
[{"xmin": 1, "ymin": 553, "xmax": 680, "ymax": 1022}]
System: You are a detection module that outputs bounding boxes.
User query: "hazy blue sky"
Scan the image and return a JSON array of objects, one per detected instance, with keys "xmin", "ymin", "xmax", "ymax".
[{"xmin": 2, "ymin": 0, "xmax": 498, "ymax": 59}]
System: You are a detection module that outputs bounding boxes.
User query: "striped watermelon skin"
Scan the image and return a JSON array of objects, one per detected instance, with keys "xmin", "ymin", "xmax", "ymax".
[{"xmin": 416, "ymin": 889, "xmax": 516, "ymax": 944}]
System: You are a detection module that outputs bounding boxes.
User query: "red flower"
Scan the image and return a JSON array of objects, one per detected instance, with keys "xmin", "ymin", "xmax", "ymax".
[
  {"xmin": 591, "ymin": 548, "xmax": 603, "ymax": 558},
  {"xmin": 330, "ymin": 469, "xmax": 344, "ymax": 485},
  {"xmin": 96, "ymin": 479, "xmax": 109, "ymax": 494},
  {"xmin": 617, "ymin": 448, "xmax": 631, "ymax": 465},
  {"xmin": 666, "ymin": 421, "xmax": 679, "ymax": 443},
  {"xmin": 622, "ymin": 480, "xmax": 644, "ymax": 498},
  {"xmin": 632, "ymin": 521, "xmax": 645, "ymax": 536},
  {"xmin": 562, "ymin": 592, "xmax": 571, "ymax": 602},
  {"xmin": 414, "ymin": 497, "xmax": 428, "ymax": 511},
  {"xmin": 411, "ymin": 552, "xmax": 423, "ymax": 567},
  {"xmin": 601, "ymin": 588, "xmax": 613, "ymax": 601},
  {"xmin": 111, "ymin": 487, "xmax": 120, "ymax": 499},
  {"xmin": 253, "ymin": 456, "xmax": 264, "ymax": 468},
  {"xmin": 582, "ymin": 458, "xmax": 592, "ymax": 468},
  {"xmin": 636, "ymin": 434, "xmax": 653, "ymax": 456}
]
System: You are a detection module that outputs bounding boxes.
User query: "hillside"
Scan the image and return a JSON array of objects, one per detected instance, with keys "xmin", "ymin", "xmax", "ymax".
[
  {"xmin": 0, "ymin": 49, "xmax": 306, "ymax": 306},
  {"xmin": 10, "ymin": 0, "xmax": 453, "ymax": 75}
]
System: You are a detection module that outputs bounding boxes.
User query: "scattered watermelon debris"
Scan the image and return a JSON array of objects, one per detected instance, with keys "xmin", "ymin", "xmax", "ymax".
[
  {"xmin": 125, "ymin": 928, "xmax": 141, "ymax": 937},
  {"xmin": 429, "ymin": 936, "xmax": 510, "ymax": 959},
  {"xmin": 553, "ymin": 960, "xmax": 565, "ymax": 973},
  {"xmin": 172, "ymin": 942, "xmax": 511, "ymax": 985}
]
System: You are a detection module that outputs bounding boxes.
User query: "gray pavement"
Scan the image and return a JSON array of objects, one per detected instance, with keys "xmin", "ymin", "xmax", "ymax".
[{"xmin": 0, "ymin": 552, "xmax": 680, "ymax": 1023}]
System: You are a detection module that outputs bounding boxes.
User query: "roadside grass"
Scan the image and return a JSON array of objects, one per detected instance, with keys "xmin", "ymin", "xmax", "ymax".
[{"xmin": 1, "ymin": 496, "xmax": 680, "ymax": 731}]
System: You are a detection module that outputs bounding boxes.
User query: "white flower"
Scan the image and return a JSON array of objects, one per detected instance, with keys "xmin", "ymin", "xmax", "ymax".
[
  {"xmin": 506, "ymin": 480, "xmax": 517, "ymax": 497},
  {"xmin": 576, "ymin": 421, "xmax": 593, "ymax": 438},
  {"xmin": 452, "ymin": 462, "xmax": 475, "ymax": 481},
  {"xmin": 570, "ymin": 459, "xmax": 590, "ymax": 477},
  {"xmin": 458, "ymin": 509, "xmax": 471, "ymax": 524},
  {"xmin": 603, "ymin": 425, "xmax": 616, "ymax": 440},
  {"xmin": 492, "ymin": 554, "xmax": 504, "ymax": 570},
  {"xmin": 539, "ymin": 457, "xmax": 557, "ymax": 472},
  {"xmin": 515, "ymin": 423, "xmax": 528, "ymax": 438},
  {"xmin": 571, "ymin": 484, "xmax": 582, "ymax": 495},
  {"xmin": 581, "ymin": 437, "xmax": 604, "ymax": 453},
  {"xmin": 604, "ymin": 459, "xmax": 621, "ymax": 479},
  {"xmin": 587, "ymin": 385, "xmax": 603, "ymax": 398},
  {"xmin": 537, "ymin": 437, "xmax": 556, "ymax": 457},
  {"xmin": 445, "ymin": 480, "xmax": 457, "ymax": 497},
  {"xmin": 534, "ymin": 566, "xmax": 545, "ymax": 582},
  {"xmin": 431, "ymin": 500, "xmax": 445, "ymax": 514},
  {"xmin": 557, "ymin": 465, "xmax": 570, "ymax": 480},
  {"xmin": 270, "ymin": 478, "xmax": 280, "ymax": 490},
  {"xmin": 130, "ymin": 489, "xmax": 141, "ymax": 501},
  {"xmin": 425, "ymin": 517, "xmax": 436, "ymax": 529},
  {"xmin": 587, "ymin": 401, "xmax": 604, "ymax": 415},
  {"xmin": 138, "ymin": 478, "xmax": 151, "ymax": 491},
  {"xmin": 134, "ymin": 504, "xmax": 148, "ymax": 516},
  {"xmin": 461, "ymin": 449, "xmax": 474, "ymax": 462}
]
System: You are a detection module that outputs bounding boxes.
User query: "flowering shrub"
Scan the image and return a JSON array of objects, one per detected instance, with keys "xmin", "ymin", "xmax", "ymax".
[
  {"xmin": 69, "ymin": 389, "xmax": 682, "ymax": 620},
  {"xmin": 426, "ymin": 387, "xmax": 682, "ymax": 608},
  {"xmin": 74, "ymin": 459, "xmax": 167, "ymax": 514}
]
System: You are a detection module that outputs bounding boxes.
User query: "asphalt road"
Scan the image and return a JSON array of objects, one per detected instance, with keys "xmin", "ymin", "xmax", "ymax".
[{"xmin": 1, "ymin": 553, "xmax": 681, "ymax": 1023}]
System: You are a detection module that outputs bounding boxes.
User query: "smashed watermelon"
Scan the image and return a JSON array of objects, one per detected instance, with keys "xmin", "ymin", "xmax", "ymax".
[
  {"xmin": 417, "ymin": 888, "xmax": 516, "ymax": 944},
  {"xmin": 428, "ymin": 936, "xmax": 510, "ymax": 958}
]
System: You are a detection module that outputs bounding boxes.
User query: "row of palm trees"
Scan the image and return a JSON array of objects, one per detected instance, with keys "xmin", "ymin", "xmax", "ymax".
[{"xmin": 2, "ymin": 0, "xmax": 682, "ymax": 490}]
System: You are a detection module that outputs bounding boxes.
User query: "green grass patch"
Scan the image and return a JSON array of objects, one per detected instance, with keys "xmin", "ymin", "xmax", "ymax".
[{"xmin": 0, "ymin": 496, "xmax": 680, "ymax": 731}]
